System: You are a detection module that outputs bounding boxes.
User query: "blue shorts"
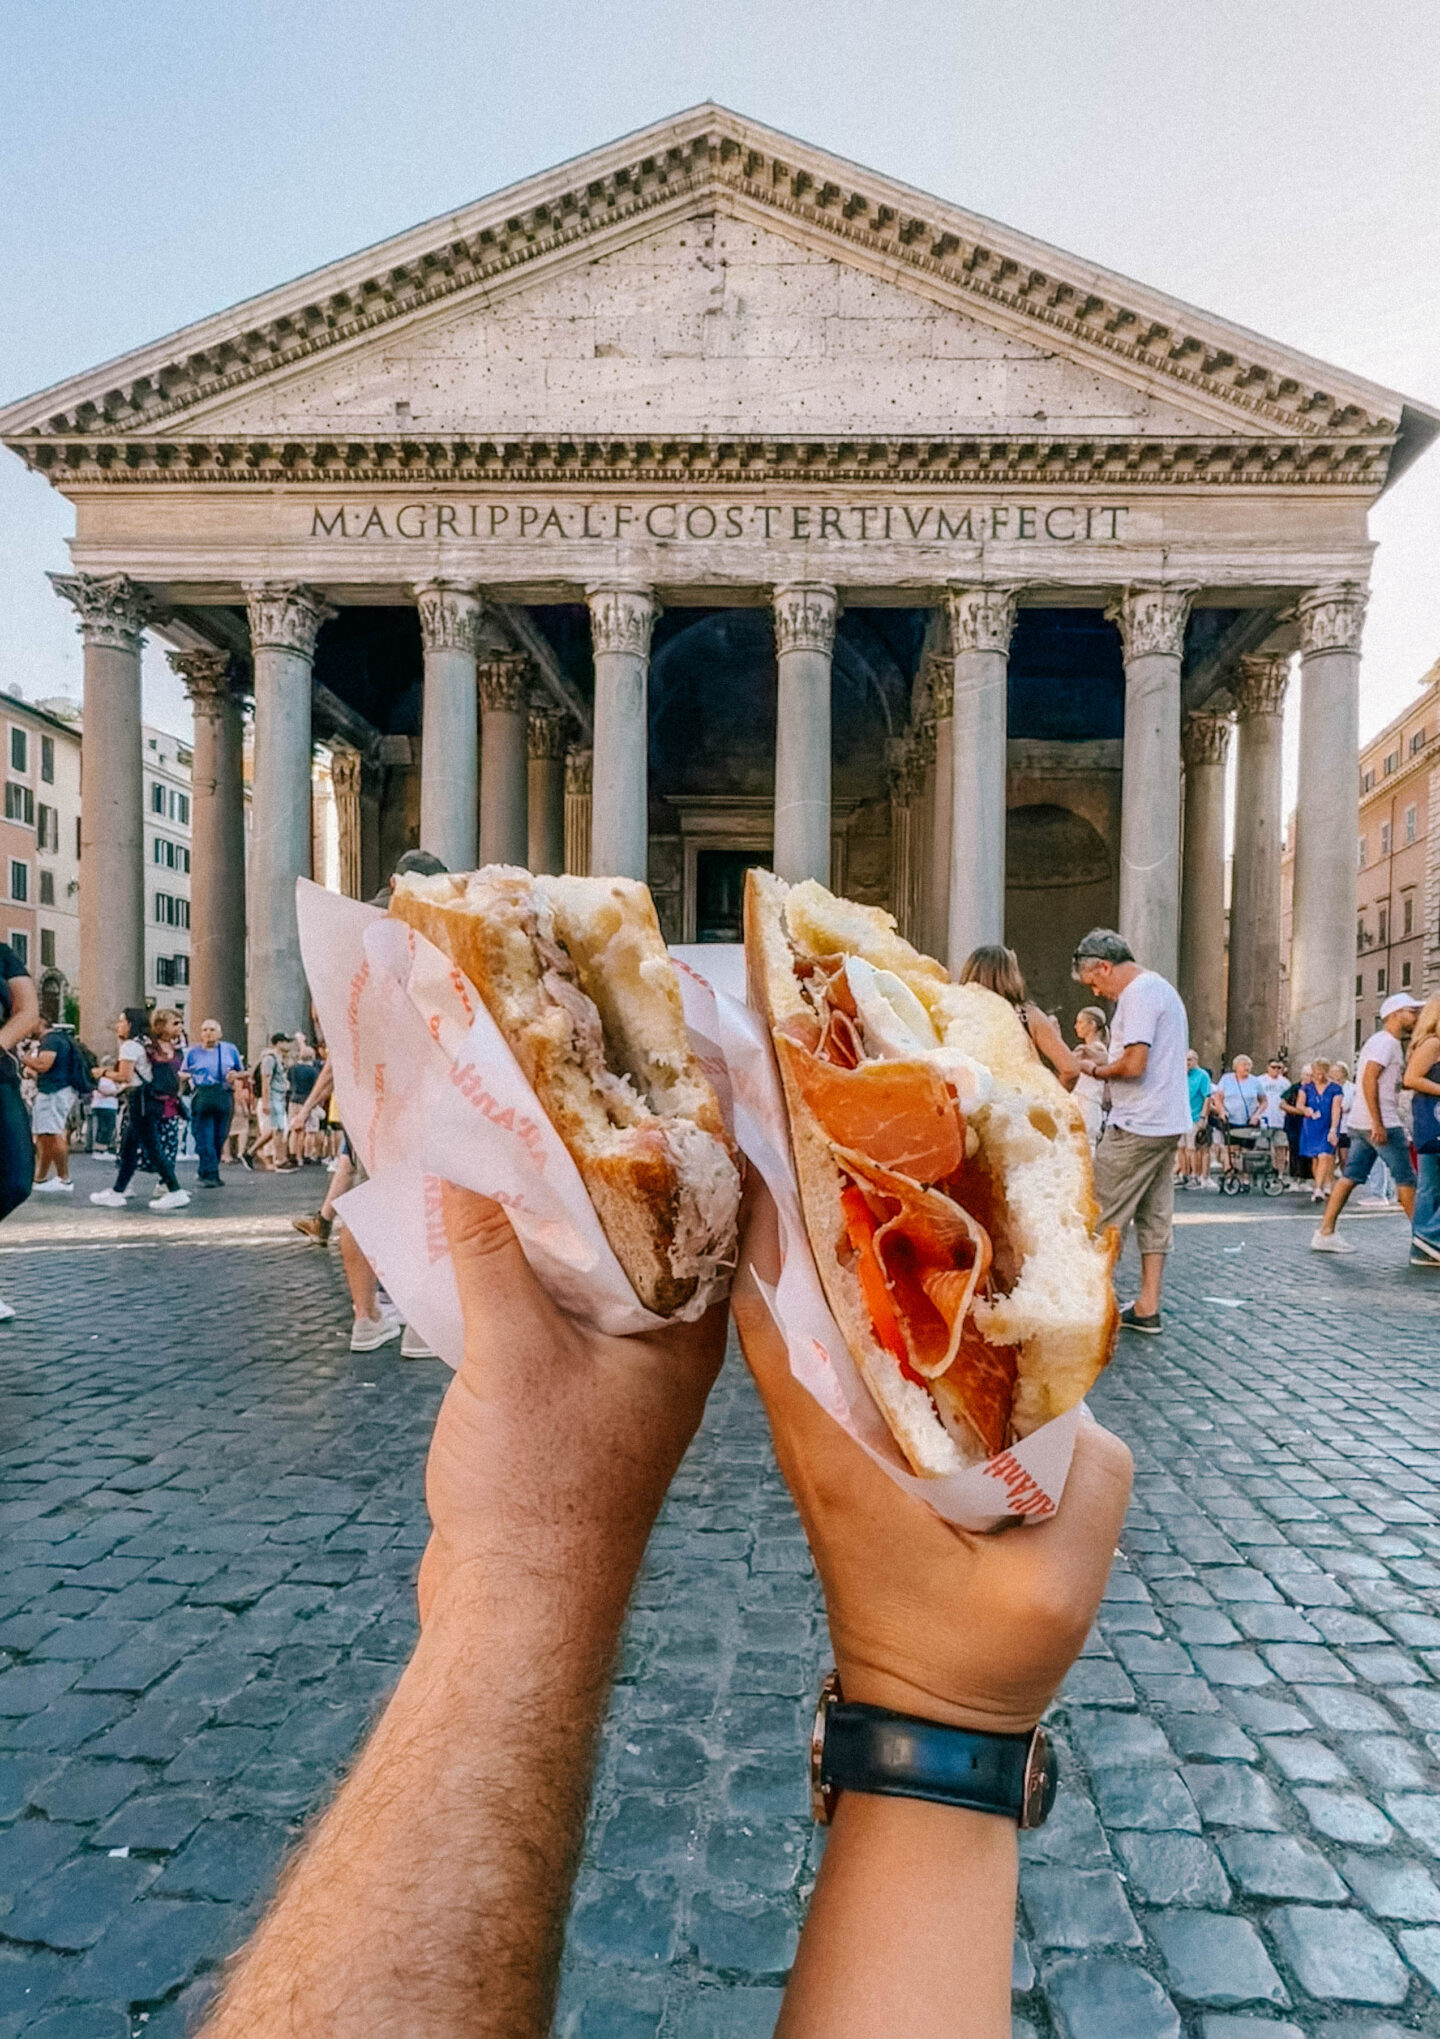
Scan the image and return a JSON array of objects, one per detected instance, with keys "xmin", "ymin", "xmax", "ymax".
[{"xmin": 1342, "ymin": 1127, "xmax": 1416, "ymax": 1190}]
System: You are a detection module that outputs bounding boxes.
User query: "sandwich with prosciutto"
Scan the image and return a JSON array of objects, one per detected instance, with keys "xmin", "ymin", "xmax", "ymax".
[
  {"xmin": 746, "ymin": 870, "xmax": 1118, "ymax": 1476},
  {"xmin": 390, "ymin": 866, "xmax": 740, "ymax": 1323}
]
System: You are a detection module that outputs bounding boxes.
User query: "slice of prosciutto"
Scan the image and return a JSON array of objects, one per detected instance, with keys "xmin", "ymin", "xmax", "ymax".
[
  {"xmin": 774, "ymin": 1033, "xmax": 965, "ymax": 1185},
  {"xmin": 836, "ymin": 1147, "xmax": 1018, "ymax": 1459}
]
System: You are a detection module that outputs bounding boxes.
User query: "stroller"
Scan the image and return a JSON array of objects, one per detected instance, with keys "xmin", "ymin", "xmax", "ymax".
[{"xmin": 1219, "ymin": 1123, "xmax": 1285, "ymax": 1197}]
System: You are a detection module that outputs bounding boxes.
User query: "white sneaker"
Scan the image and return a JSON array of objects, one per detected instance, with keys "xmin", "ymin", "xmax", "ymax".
[
  {"xmin": 0, "ymin": 1297, "xmax": 14, "ymax": 1321},
  {"xmin": 148, "ymin": 1189, "xmax": 191, "ymax": 1212},
  {"xmin": 89, "ymin": 1189, "xmax": 128, "ymax": 1207},
  {"xmin": 34, "ymin": 1178, "xmax": 74, "ymax": 1196},
  {"xmin": 1310, "ymin": 1228, "xmax": 1355, "ymax": 1254},
  {"xmin": 1356, "ymin": 1195, "xmax": 1394, "ymax": 1210},
  {"xmin": 400, "ymin": 1325, "xmax": 438, "ymax": 1359},
  {"xmin": 350, "ymin": 1312, "xmax": 403, "ymax": 1353}
]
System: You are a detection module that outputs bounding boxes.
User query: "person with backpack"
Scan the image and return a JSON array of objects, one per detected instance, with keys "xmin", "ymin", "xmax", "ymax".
[
  {"xmin": 89, "ymin": 1007, "xmax": 189, "ymax": 1211},
  {"xmin": 23, "ymin": 1021, "xmax": 90, "ymax": 1195},
  {"xmin": 182, "ymin": 1017, "xmax": 243, "ymax": 1187}
]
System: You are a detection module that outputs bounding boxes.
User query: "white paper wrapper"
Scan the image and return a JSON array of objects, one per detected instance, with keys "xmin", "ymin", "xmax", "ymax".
[
  {"xmin": 680, "ymin": 945, "xmax": 1082, "ymax": 1533},
  {"xmin": 297, "ymin": 886, "xmax": 1078, "ymax": 1530}
]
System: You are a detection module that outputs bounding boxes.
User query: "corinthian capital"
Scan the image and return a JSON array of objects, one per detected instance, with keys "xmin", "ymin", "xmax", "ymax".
[
  {"xmin": 1107, "ymin": 585, "xmax": 1197, "ymax": 662},
  {"xmin": 923, "ymin": 650, "xmax": 954, "ymax": 721},
  {"xmin": 330, "ymin": 745, "xmax": 364, "ymax": 798},
  {"xmin": 586, "ymin": 584, "xmax": 658, "ymax": 658},
  {"xmin": 478, "ymin": 654, "xmax": 529, "ymax": 714},
  {"xmin": 565, "ymin": 746, "xmax": 593, "ymax": 797},
  {"xmin": 414, "ymin": 580, "xmax": 483, "ymax": 654},
  {"xmin": 945, "ymin": 585, "xmax": 1018, "ymax": 656},
  {"xmin": 1181, "ymin": 710, "xmax": 1233, "ymax": 770},
  {"xmin": 886, "ymin": 735, "xmax": 925, "ymax": 803},
  {"xmin": 49, "ymin": 572, "xmax": 153, "ymax": 651},
  {"xmin": 165, "ymin": 647, "xmax": 236, "ymax": 716},
  {"xmin": 527, "ymin": 706, "xmax": 570, "ymax": 760},
  {"xmin": 1297, "ymin": 581, "xmax": 1368, "ymax": 657},
  {"xmin": 1231, "ymin": 652, "xmax": 1291, "ymax": 721},
  {"xmin": 773, "ymin": 582, "xmax": 839, "ymax": 657},
  {"xmin": 244, "ymin": 584, "xmax": 335, "ymax": 659}
]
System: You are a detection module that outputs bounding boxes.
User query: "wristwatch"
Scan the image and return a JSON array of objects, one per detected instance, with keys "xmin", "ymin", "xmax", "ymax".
[{"xmin": 810, "ymin": 1672, "xmax": 1057, "ymax": 1829}]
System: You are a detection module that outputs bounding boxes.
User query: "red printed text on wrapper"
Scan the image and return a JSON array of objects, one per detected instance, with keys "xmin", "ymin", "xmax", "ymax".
[
  {"xmin": 986, "ymin": 1449, "xmax": 1056, "ymax": 1520},
  {"xmin": 448, "ymin": 1063, "xmax": 548, "ymax": 1171}
]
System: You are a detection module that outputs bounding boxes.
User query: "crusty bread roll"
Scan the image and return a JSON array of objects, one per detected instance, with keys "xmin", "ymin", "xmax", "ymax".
[
  {"xmin": 391, "ymin": 867, "xmax": 740, "ymax": 1320},
  {"xmin": 746, "ymin": 869, "xmax": 1118, "ymax": 1475}
]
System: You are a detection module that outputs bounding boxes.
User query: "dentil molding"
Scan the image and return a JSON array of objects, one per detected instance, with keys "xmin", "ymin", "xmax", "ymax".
[
  {"xmin": 1297, "ymin": 581, "xmax": 1368, "ymax": 657},
  {"xmin": 946, "ymin": 584, "xmax": 1018, "ymax": 655},
  {"xmin": 49, "ymin": 571, "xmax": 152, "ymax": 650},
  {"xmin": 1181, "ymin": 710, "xmax": 1233, "ymax": 769},
  {"xmin": 244, "ymin": 583, "xmax": 335, "ymax": 658},
  {"xmin": 773, "ymin": 582, "xmax": 839, "ymax": 656},
  {"xmin": 1107, "ymin": 584, "xmax": 1197, "ymax": 661}
]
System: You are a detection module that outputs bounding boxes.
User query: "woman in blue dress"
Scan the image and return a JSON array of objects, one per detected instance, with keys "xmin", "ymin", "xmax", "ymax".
[{"xmin": 1298, "ymin": 1057, "xmax": 1344, "ymax": 1200}]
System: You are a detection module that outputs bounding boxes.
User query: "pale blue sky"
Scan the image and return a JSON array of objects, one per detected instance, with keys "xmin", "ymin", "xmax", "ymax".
[{"xmin": 2, "ymin": 0, "xmax": 1437, "ymax": 757}]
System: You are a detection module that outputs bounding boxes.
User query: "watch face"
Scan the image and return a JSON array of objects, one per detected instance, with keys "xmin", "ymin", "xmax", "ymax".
[{"xmin": 1019, "ymin": 1727, "xmax": 1059, "ymax": 1829}]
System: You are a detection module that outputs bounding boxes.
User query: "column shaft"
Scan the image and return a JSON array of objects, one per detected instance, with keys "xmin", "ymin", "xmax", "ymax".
[
  {"xmin": 564, "ymin": 748, "xmax": 593, "ymax": 877},
  {"xmin": 50, "ymin": 575, "xmax": 148, "ymax": 1044},
  {"xmin": 772, "ymin": 583, "xmax": 838, "ymax": 885},
  {"xmin": 1291, "ymin": 584, "xmax": 1366, "ymax": 1067},
  {"xmin": 1227, "ymin": 654, "xmax": 1290, "ymax": 1062},
  {"xmin": 1111, "ymin": 586, "xmax": 1195, "ymax": 981},
  {"xmin": 1179, "ymin": 711, "xmax": 1232, "ymax": 1072},
  {"xmin": 587, "ymin": 587, "xmax": 655, "ymax": 879},
  {"xmin": 528, "ymin": 709, "xmax": 569, "ymax": 875},
  {"xmin": 927, "ymin": 656, "xmax": 954, "ymax": 960},
  {"xmin": 168, "ymin": 650, "xmax": 247, "ymax": 1044},
  {"xmin": 478, "ymin": 655, "xmax": 530, "ymax": 866},
  {"xmin": 245, "ymin": 585, "xmax": 332, "ymax": 1051},
  {"xmin": 945, "ymin": 586, "xmax": 1016, "ymax": 967},
  {"xmin": 414, "ymin": 583, "xmax": 481, "ymax": 871}
]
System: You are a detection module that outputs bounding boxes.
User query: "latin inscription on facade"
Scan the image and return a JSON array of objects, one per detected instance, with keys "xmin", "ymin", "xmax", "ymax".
[{"xmin": 308, "ymin": 501, "xmax": 1130, "ymax": 544}]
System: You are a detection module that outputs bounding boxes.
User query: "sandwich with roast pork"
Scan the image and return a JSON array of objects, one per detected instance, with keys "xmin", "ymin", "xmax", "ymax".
[
  {"xmin": 390, "ymin": 866, "xmax": 740, "ymax": 1322},
  {"xmin": 746, "ymin": 870, "xmax": 1118, "ymax": 1476}
]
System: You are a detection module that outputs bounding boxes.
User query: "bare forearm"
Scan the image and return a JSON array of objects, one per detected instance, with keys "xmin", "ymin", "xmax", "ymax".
[
  {"xmin": 779, "ymin": 1796, "xmax": 1018, "ymax": 2039},
  {"xmin": 200, "ymin": 1572, "xmax": 618, "ymax": 2039}
]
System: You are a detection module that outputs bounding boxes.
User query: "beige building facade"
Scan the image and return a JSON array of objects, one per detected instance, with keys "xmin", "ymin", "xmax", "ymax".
[
  {"xmin": 2, "ymin": 106, "xmax": 1435, "ymax": 1057},
  {"xmin": 0, "ymin": 694, "xmax": 82, "ymax": 1019}
]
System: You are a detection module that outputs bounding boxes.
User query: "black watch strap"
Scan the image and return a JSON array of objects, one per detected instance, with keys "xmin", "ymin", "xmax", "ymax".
[{"xmin": 812, "ymin": 1677, "xmax": 1057, "ymax": 1828}]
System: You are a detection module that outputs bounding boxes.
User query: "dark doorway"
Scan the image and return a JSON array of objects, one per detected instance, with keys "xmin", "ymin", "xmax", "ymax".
[{"xmin": 695, "ymin": 849, "xmax": 766, "ymax": 942}]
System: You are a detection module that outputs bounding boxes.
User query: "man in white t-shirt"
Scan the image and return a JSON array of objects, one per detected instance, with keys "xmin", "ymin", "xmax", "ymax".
[
  {"xmin": 1072, "ymin": 928, "xmax": 1191, "ymax": 1335},
  {"xmin": 1312, "ymin": 994, "xmax": 1421, "ymax": 1252},
  {"xmin": 1257, "ymin": 1058, "xmax": 1290, "ymax": 1173}
]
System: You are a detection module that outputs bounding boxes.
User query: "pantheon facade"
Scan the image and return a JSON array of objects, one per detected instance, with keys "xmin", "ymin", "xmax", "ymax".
[{"xmin": 4, "ymin": 106, "xmax": 1435, "ymax": 1064}]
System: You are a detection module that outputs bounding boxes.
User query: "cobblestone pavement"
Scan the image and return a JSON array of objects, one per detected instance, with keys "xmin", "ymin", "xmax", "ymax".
[{"xmin": 1, "ymin": 1157, "xmax": 1439, "ymax": 2037}]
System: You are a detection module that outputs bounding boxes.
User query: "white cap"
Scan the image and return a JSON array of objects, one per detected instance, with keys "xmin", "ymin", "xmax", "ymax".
[{"xmin": 1380, "ymin": 992, "xmax": 1423, "ymax": 1018}]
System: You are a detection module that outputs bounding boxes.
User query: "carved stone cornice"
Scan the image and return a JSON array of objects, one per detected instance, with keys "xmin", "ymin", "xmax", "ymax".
[
  {"xmin": 586, "ymin": 584, "xmax": 657, "ymax": 659},
  {"xmin": 1231, "ymin": 651, "xmax": 1291, "ymax": 720},
  {"xmin": 166, "ymin": 646, "xmax": 237, "ymax": 714},
  {"xmin": 946, "ymin": 585, "xmax": 1017, "ymax": 655},
  {"xmin": 7, "ymin": 114, "xmax": 1398, "ymax": 461},
  {"xmin": 1181, "ymin": 710, "xmax": 1233, "ymax": 770},
  {"xmin": 49, "ymin": 572, "xmax": 152, "ymax": 651},
  {"xmin": 1297, "ymin": 581, "xmax": 1368, "ymax": 657},
  {"xmin": 527, "ymin": 708, "xmax": 570, "ymax": 760},
  {"xmin": 477, "ymin": 653, "xmax": 529, "ymax": 713},
  {"xmin": 413, "ymin": 580, "xmax": 483, "ymax": 653},
  {"xmin": 1107, "ymin": 584, "xmax": 1197, "ymax": 661},
  {"xmin": 15, "ymin": 435, "xmax": 1399, "ymax": 490},
  {"xmin": 244, "ymin": 583, "xmax": 334, "ymax": 658},
  {"xmin": 565, "ymin": 746, "xmax": 593, "ymax": 796},
  {"xmin": 773, "ymin": 582, "xmax": 839, "ymax": 657}
]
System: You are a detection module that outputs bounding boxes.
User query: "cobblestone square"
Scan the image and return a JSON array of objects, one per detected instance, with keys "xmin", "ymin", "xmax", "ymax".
[{"xmin": 2, "ymin": 1159, "xmax": 1439, "ymax": 2035}]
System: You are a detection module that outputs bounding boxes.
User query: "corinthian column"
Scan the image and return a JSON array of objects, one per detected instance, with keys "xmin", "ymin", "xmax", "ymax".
[
  {"xmin": 587, "ymin": 586, "xmax": 656, "ymax": 879},
  {"xmin": 564, "ymin": 748, "xmax": 593, "ymax": 877},
  {"xmin": 49, "ymin": 573, "xmax": 150, "ymax": 1043},
  {"xmin": 1179, "ymin": 710, "xmax": 1232, "ymax": 1073},
  {"xmin": 887, "ymin": 735, "xmax": 925, "ymax": 942},
  {"xmin": 528, "ymin": 706, "xmax": 569, "ymax": 875},
  {"xmin": 330, "ymin": 746, "xmax": 364, "ymax": 899},
  {"xmin": 772, "ymin": 583, "xmax": 839, "ymax": 885},
  {"xmin": 1227, "ymin": 653, "xmax": 1291, "ymax": 1063},
  {"xmin": 414, "ymin": 581, "xmax": 482, "ymax": 872},
  {"xmin": 945, "ymin": 585, "xmax": 1017, "ymax": 967},
  {"xmin": 1108, "ymin": 585, "xmax": 1196, "ymax": 981},
  {"xmin": 245, "ymin": 583, "xmax": 333, "ymax": 1049},
  {"xmin": 1292, "ymin": 583, "xmax": 1366, "ymax": 1067},
  {"xmin": 925, "ymin": 651, "xmax": 953, "ymax": 959},
  {"xmin": 477, "ymin": 653, "xmax": 530, "ymax": 867},
  {"xmin": 167, "ymin": 649, "xmax": 246, "ymax": 1046}
]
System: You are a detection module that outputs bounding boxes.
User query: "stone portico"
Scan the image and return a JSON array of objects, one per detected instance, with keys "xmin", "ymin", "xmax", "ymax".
[{"xmin": 4, "ymin": 106, "xmax": 1435, "ymax": 1060}]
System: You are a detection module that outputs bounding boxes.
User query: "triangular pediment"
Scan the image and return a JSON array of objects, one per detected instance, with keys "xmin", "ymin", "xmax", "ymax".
[{"xmin": 3, "ymin": 104, "xmax": 1434, "ymax": 492}]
